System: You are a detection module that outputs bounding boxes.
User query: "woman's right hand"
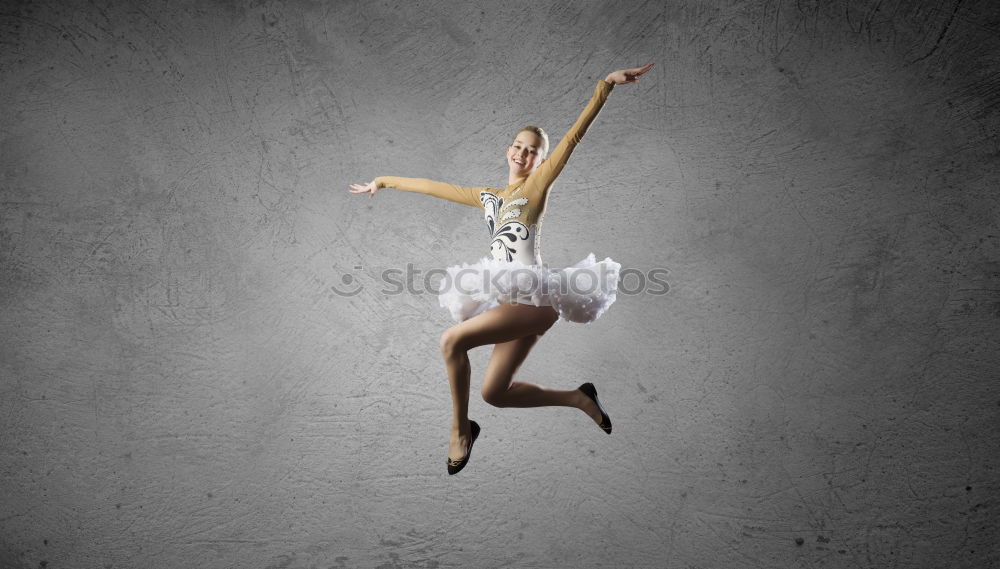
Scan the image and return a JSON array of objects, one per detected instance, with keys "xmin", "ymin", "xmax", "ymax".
[{"xmin": 349, "ymin": 181, "xmax": 379, "ymax": 199}]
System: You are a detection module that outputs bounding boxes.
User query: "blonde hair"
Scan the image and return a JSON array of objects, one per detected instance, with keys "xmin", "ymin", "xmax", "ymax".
[{"xmin": 516, "ymin": 125, "xmax": 549, "ymax": 158}]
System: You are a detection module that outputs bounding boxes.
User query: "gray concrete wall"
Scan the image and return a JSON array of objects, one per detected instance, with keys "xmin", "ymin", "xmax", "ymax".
[{"xmin": 2, "ymin": 1, "xmax": 998, "ymax": 567}]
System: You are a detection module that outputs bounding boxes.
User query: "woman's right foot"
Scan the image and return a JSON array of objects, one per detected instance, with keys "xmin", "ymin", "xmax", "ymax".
[
  {"xmin": 447, "ymin": 420, "xmax": 480, "ymax": 475},
  {"xmin": 578, "ymin": 383, "xmax": 612, "ymax": 434},
  {"xmin": 448, "ymin": 421, "xmax": 471, "ymax": 462}
]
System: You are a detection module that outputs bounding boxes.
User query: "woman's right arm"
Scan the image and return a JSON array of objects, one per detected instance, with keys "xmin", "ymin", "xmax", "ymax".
[{"xmin": 349, "ymin": 176, "xmax": 483, "ymax": 208}]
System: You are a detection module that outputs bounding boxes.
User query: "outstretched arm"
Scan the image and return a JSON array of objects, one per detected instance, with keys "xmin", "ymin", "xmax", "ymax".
[
  {"xmin": 528, "ymin": 63, "xmax": 653, "ymax": 191},
  {"xmin": 349, "ymin": 176, "xmax": 484, "ymax": 208}
]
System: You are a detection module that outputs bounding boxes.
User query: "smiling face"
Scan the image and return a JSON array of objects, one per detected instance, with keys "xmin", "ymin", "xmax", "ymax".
[{"xmin": 506, "ymin": 130, "xmax": 546, "ymax": 179}]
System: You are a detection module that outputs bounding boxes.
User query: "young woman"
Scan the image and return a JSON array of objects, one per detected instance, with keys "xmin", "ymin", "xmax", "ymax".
[{"xmin": 350, "ymin": 63, "xmax": 653, "ymax": 474}]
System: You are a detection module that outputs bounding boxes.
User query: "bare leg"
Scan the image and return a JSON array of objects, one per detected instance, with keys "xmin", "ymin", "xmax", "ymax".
[
  {"xmin": 439, "ymin": 303, "xmax": 606, "ymax": 462},
  {"xmin": 481, "ymin": 335, "xmax": 606, "ymax": 426},
  {"xmin": 439, "ymin": 302, "xmax": 559, "ymax": 462}
]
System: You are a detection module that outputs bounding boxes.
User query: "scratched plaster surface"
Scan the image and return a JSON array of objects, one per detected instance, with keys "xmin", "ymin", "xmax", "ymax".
[{"xmin": 1, "ymin": 1, "xmax": 998, "ymax": 568}]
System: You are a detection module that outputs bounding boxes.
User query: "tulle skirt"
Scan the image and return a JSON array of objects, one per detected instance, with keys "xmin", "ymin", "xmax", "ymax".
[{"xmin": 436, "ymin": 253, "xmax": 621, "ymax": 323}]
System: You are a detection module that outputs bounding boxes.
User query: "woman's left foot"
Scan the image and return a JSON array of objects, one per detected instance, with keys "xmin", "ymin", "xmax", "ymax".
[{"xmin": 578, "ymin": 383, "xmax": 612, "ymax": 434}]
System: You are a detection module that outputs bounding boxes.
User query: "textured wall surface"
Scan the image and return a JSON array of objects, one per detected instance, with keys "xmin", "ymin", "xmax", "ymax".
[{"xmin": 2, "ymin": 1, "xmax": 999, "ymax": 568}]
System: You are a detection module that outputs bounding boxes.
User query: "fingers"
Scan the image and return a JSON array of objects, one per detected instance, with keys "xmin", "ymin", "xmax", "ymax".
[
  {"xmin": 610, "ymin": 62, "xmax": 654, "ymax": 85},
  {"xmin": 348, "ymin": 182, "xmax": 374, "ymax": 194},
  {"xmin": 629, "ymin": 62, "xmax": 654, "ymax": 77}
]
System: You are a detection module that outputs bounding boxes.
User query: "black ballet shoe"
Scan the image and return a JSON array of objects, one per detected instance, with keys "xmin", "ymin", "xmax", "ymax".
[
  {"xmin": 578, "ymin": 382, "xmax": 612, "ymax": 434},
  {"xmin": 446, "ymin": 420, "xmax": 481, "ymax": 475}
]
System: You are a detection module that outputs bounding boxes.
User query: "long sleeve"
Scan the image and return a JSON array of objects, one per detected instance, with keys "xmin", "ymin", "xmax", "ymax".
[
  {"xmin": 524, "ymin": 80, "xmax": 614, "ymax": 193},
  {"xmin": 373, "ymin": 176, "xmax": 485, "ymax": 208}
]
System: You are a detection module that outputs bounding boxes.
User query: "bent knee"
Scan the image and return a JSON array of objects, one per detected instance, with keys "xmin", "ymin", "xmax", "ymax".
[
  {"xmin": 439, "ymin": 328, "xmax": 463, "ymax": 357},
  {"xmin": 481, "ymin": 387, "xmax": 507, "ymax": 408}
]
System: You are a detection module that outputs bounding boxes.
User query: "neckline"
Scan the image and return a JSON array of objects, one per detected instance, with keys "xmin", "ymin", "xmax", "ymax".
[{"xmin": 506, "ymin": 176, "xmax": 527, "ymax": 189}]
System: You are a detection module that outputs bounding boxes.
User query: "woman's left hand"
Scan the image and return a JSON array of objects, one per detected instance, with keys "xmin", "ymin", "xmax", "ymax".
[{"xmin": 605, "ymin": 63, "xmax": 654, "ymax": 85}]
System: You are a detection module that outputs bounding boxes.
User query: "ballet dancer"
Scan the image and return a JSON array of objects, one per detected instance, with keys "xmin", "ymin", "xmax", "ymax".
[{"xmin": 350, "ymin": 62, "xmax": 653, "ymax": 474}]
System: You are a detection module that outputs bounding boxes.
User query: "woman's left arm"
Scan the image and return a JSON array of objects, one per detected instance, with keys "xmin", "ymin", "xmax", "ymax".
[{"xmin": 530, "ymin": 63, "xmax": 654, "ymax": 188}]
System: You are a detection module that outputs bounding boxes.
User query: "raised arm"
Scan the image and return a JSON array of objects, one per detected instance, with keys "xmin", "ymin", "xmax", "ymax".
[
  {"xmin": 349, "ymin": 176, "xmax": 484, "ymax": 208},
  {"xmin": 526, "ymin": 63, "xmax": 653, "ymax": 192}
]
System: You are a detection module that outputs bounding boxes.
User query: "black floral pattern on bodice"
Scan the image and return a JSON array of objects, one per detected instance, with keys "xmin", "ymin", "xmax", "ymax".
[{"xmin": 479, "ymin": 189, "xmax": 535, "ymax": 264}]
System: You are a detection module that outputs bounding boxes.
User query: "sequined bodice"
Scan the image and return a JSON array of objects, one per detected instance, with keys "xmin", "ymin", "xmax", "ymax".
[{"xmin": 480, "ymin": 185, "xmax": 543, "ymax": 265}]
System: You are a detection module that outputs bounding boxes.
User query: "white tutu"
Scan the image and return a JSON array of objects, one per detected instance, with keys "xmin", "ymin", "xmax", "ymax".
[{"xmin": 436, "ymin": 253, "xmax": 621, "ymax": 323}]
